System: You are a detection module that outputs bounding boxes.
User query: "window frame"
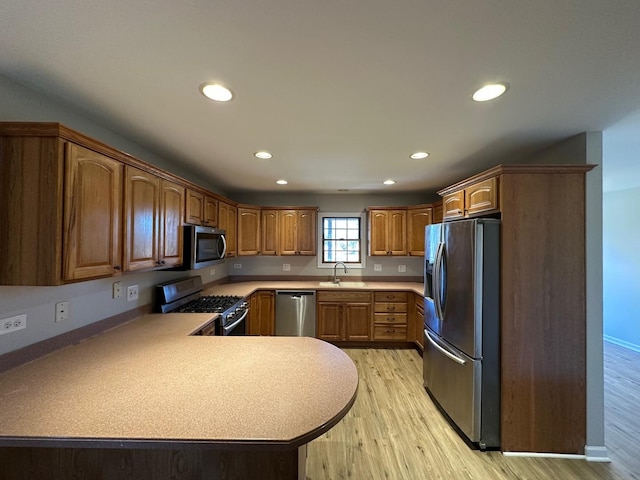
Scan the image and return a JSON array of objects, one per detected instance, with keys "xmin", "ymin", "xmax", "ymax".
[{"xmin": 316, "ymin": 211, "xmax": 367, "ymax": 269}]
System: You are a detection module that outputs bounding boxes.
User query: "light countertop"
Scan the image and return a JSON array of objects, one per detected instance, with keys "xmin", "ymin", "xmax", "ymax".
[
  {"xmin": 0, "ymin": 313, "xmax": 358, "ymax": 450},
  {"xmin": 202, "ymin": 280, "xmax": 424, "ymax": 297}
]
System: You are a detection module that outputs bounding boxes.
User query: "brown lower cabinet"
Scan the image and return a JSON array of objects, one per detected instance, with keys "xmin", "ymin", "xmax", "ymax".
[
  {"xmin": 414, "ymin": 293, "xmax": 424, "ymax": 350},
  {"xmin": 248, "ymin": 291, "xmax": 275, "ymax": 336},
  {"xmin": 373, "ymin": 292, "xmax": 408, "ymax": 340},
  {"xmin": 316, "ymin": 291, "xmax": 372, "ymax": 341}
]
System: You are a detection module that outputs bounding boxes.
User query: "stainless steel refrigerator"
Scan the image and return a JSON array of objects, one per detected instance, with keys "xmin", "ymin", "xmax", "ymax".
[{"xmin": 423, "ymin": 218, "xmax": 500, "ymax": 449}]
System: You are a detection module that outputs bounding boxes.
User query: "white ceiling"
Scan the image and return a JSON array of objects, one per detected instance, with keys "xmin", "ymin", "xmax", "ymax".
[{"xmin": 2, "ymin": 0, "xmax": 640, "ymax": 194}]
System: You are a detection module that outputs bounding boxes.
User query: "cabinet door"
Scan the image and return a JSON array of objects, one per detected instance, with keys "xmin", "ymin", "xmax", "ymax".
[
  {"xmin": 247, "ymin": 293, "xmax": 260, "ymax": 335},
  {"xmin": 227, "ymin": 204, "xmax": 237, "ymax": 257},
  {"xmin": 218, "ymin": 201, "xmax": 237, "ymax": 257},
  {"xmin": 368, "ymin": 210, "xmax": 389, "ymax": 256},
  {"xmin": 261, "ymin": 209, "xmax": 279, "ymax": 255},
  {"xmin": 123, "ymin": 166, "xmax": 160, "ymax": 271},
  {"xmin": 279, "ymin": 210, "xmax": 298, "ymax": 255},
  {"xmin": 443, "ymin": 191, "xmax": 465, "ymax": 220},
  {"xmin": 317, "ymin": 302, "xmax": 343, "ymax": 341},
  {"xmin": 297, "ymin": 210, "xmax": 317, "ymax": 255},
  {"xmin": 159, "ymin": 180, "xmax": 184, "ymax": 268},
  {"xmin": 185, "ymin": 189, "xmax": 204, "ymax": 224},
  {"xmin": 388, "ymin": 210, "xmax": 407, "ymax": 255},
  {"xmin": 64, "ymin": 143, "xmax": 123, "ymax": 281},
  {"xmin": 238, "ymin": 207, "xmax": 261, "ymax": 256},
  {"xmin": 407, "ymin": 207, "xmax": 432, "ymax": 256},
  {"xmin": 258, "ymin": 291, "xmax": 275, "ymax": 336},
  {"xmin": 465, "ymin": 177, "xmax": 498, "ymax": 216},
  {"xmin": 432, "ymin": 201, "xmax": 444, "ymax": 224},
  {"xmin": 203, "ymin": 196, "xmax": 218, "ymax": 227},
  {"xmin": 345, "ymin": 302, "xmax": 372, "ymax": 341}
]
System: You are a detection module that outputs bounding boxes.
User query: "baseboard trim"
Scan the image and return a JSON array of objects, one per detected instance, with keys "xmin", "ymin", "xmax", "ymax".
[
  {"xmin": 584, "ymin": 445, "xmax": 611, "ymax": 462},
  {"xmin": 503, "ymin": 452, "xmax": 585, "ymax": 460},
  {"xmin": 604, "ymin": 335, "xmax": 640, "ymax": 353},
  {"xmin": 0, "ymin": 305, "xmax": 151, "ymax": 374}
]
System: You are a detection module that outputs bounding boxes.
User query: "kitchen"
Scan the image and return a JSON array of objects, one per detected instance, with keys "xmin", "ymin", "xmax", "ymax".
[{"xmin": 1, "ymin": 1, "xmax": 640, "ymax": 479}]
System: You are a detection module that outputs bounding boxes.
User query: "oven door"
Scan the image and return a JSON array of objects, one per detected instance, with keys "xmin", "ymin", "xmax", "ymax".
[{"xmin": 221, "ymin": 309, "xmax": 248, "ymax": 336}]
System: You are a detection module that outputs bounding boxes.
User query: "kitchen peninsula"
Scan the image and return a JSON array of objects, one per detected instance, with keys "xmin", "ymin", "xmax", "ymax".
[{"xmin": 0, "ymin": 313, "xmax": 358, "ymax": 480}]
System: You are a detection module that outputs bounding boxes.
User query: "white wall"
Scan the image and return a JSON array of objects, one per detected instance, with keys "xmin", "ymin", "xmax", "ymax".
[{"xmin": 602, "ymin": 189, "xmax": 640, "ymax": 351}]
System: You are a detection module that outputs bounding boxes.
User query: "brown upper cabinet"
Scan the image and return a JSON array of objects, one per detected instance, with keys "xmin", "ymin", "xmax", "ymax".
[
  {"xmin": 407, "ymin": 205, "xmax": 433, "ymax": 256},
  {"xmin": 432, "ymin": 200, "xmax": 443, "ymax": 223},
  {"xmin": 237, "ymin": 205, "xmax": 261, "ymax": 256},
  {"xmin": 260, "ymin": 209, "xmax": 279, "ymax": 255},
  {"xmin": 441, "ymin": 176, "xmax": 499, "ymax": 220},
  {"xmin": 123, "ymin": 166, "xmax": 184, "ymax": 271},
  {"xmin": 1, "ymin": 122, "xmax": 191, "ymax": 285},
  {"xmin": 185, "ymin": 189, "xmax": 218, "ymax": 227},
  {"xmin": 185, "ymin": 189, "xmax": 204, "ymax": 225},
  {"xmin": 0, "ymin": 125, "xmax": 126, "ymax": 285},
  {"xmin": 218, "ymin": 200, "xmax": 237, "ymax": 257},
  {"xmin": 203, "ymin": 195, "xmax": 218, "ymax": 227},
  {"xmin": 368, "ymin": 208, "xmax": 407, "ymax": 256},
  {"xmin": 64, "ymin": 143, "xmax": 124, "ymax": 281},
  {"xmin": 279, "ymin": 209, "xmax": 317, "ymax": 256}
]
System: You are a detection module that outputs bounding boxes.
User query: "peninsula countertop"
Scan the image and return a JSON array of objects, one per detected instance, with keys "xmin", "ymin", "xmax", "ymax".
[{"xmin": 0, "ymin": 313, "xmax": 358, "ymax": 450}]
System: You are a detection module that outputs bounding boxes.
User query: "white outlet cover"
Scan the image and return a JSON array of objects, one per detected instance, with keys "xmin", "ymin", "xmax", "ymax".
[
  {"xmin": 55, "ymin": 302, "xmax": 69, "ymax": 322},
  {"xmin": 374, "ymin": 264, "xmax": 382, "ymax": 272},
  {"xmin": 112, "ymin": 281, "xmax": 122, "ymax": 299},
  {"xmin": 283, "ymin": 264, "xmax": 291, "ymax": 271},
  {"xmin": 234, "ymin": 264, "xmax": 242, "ymax": 269},
  {"xmin": 0, "ymin": 314, "xmax": 26, "ymax": 335},
  {"xmin": 398, "ymin": 265, "xmax": 407, "ymax": 273},
  {"xmin": 127, "ymin": 285, "xmax": 139, "ymax": 301}
]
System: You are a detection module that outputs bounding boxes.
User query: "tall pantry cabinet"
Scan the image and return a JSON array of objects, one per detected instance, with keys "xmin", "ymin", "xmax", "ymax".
[{"xmin": 438, "ymin": 164, "xmax": 594, "ymax": 455}]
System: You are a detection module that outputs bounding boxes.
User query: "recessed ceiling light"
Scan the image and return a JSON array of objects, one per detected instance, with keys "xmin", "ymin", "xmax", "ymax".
[
  {"xmin": 276, "ymin": 179, "xmax": 288, "ymax": 185},
  {"xmin": 410, "ymin": 152, "xmax": 429, "ymax": 160},
  {"xmin": 254, "ymin": 151, "xmax": 272, "ymax": 159},
  {"xmin": 200, "ymin": 83, "xmax": 234, "ymax": 102},
  {"xmin": 472, "ymin": 83, "xmax": 508, "ymax": 102},
  {"xmin": 383, "ymin": 179, "xmax": 396, "ymax": 185}
]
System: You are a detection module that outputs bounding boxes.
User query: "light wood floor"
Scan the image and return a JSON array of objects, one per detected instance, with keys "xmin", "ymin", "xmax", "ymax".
[{"xmin": 306, "ymin": 345, "xmax": 639, "ymax": 480}]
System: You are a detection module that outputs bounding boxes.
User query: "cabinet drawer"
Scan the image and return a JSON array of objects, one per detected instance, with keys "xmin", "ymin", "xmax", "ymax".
[
  {"xmin": 317, "ymin": 291, "xmax": 372, "ymax": 302},
  {"xmin": 374, "ymin": 302, "xmax": 408, "ymax": 313},
  {"xmin": 374, "ymin": 313, "xmax": 407, "ymax": 324},
  {"xmin": 374, "ymin": 325, "xmax": 407, "ymax": 340},
  {"xmin": 374, "ymin": 291, "xmax": 408, "ymax": 302}
]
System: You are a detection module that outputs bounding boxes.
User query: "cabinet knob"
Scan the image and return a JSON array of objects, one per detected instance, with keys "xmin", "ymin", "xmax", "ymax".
[{"xmin": 113, "ymin": 265, "xmax": 121, "ymax": 271}]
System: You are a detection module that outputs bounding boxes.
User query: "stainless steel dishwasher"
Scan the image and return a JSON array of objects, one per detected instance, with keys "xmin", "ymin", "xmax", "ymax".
[{"xmin": 275, "ymin": 290, "xmax": 316, "ymax": 337}]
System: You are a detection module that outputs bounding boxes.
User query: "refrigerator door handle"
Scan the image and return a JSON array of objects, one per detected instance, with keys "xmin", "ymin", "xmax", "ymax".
[
  {"xmin": 433, "ymin": 242, "xmax": 445, "ymax": 321},
  {"xmin": 425, "ymin": 329, "xmax": 466, "ymax": 365}
]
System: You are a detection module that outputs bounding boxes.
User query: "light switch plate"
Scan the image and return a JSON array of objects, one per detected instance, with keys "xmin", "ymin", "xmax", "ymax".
[
  {"xmin": 112, "ymin": 281, "xmax": 122, "ymax": 299},
  {"xmin": 55, "ymin": 302, "xmax": 69, "ymax": 322}
]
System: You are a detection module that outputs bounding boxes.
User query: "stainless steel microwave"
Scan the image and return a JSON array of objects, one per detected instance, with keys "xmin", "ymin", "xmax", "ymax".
[{"xmin": 183, "ymin": 225, "xmax": 227, "ymax": 270}]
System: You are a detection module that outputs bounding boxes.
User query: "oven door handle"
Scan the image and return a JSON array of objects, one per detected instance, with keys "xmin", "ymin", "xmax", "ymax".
[{"xmin": 222, "ymin": 309, "xmax": 249, "ymax": 335}]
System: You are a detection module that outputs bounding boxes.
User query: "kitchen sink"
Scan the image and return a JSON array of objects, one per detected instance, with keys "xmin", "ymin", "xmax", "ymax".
[{"xmin": 318, "ymin": 281, "xmax": 368, "ymax": 288}]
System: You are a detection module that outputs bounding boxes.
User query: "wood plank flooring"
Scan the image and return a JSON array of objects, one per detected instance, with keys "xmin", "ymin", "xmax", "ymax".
[{"xmin": 306, "ymin": 346, "xmax": 638, "ymax": 480}]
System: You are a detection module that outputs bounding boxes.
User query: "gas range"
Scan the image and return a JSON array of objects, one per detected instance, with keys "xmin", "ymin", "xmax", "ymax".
[{"xmin": 155, "ymin": 276, "xmax": 248, "ymax": 335}]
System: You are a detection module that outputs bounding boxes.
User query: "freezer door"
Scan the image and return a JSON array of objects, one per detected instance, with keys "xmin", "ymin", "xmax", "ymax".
[
  {"xmin": 423, "ymin": 328, "xmax": 481, "ymax": 442},
  {"xmin": 423, "ymin": 223, "xmax": 443, "ymax": 335}
]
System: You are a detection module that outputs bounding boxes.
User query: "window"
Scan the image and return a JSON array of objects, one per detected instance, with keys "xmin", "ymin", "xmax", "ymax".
[{"xmin": 317, "ymin": 212, "xmax": 366, "ymax": 269}]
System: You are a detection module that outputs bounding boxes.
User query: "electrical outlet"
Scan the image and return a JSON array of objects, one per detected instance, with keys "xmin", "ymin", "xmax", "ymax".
[
  {"xmin": 210, "ymin": 268, "xmax": 216, "ymax": 276},
  {"xmin": 127, "ymin": 285, "xmax": 139, "ymax": 302},
  {"xmin": 112, "ymin": 281, "xmax": 122, "ymax": 299},
  {"xmin": 55, "ymin": 302, "xmax": 69, "ymax": 322},
  {"xmin": 0, "ymin": 314, "xmax": 26, "ymax": 335},
  {"xmin": 374, "ymin": 264, "xmax": 382, "ymax": 272},
  {"xmin": 283, "ymin": 264, "xmax": 291, "ymax": 272},
  {"xmin": 234, "ymin": 263, "xmax": 242, "ymax": 269},
  {"xmin": 398, "ymin": 265, "xmax": 406, "ymax": 273}
]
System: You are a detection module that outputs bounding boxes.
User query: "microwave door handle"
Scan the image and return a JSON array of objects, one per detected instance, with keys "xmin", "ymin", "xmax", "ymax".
[
  {"xmin": 220, "ymin": 234, "xmax": 227, "ymax": 258},
  {"xmin": 425, "ymin": 329, "xmax": 466, "ymax": 365}
]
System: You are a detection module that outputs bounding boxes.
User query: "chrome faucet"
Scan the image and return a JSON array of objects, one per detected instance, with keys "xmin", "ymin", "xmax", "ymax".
[{"xmin": 333, "ymin": 262, "xmax": 348, "ymax": 284}]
